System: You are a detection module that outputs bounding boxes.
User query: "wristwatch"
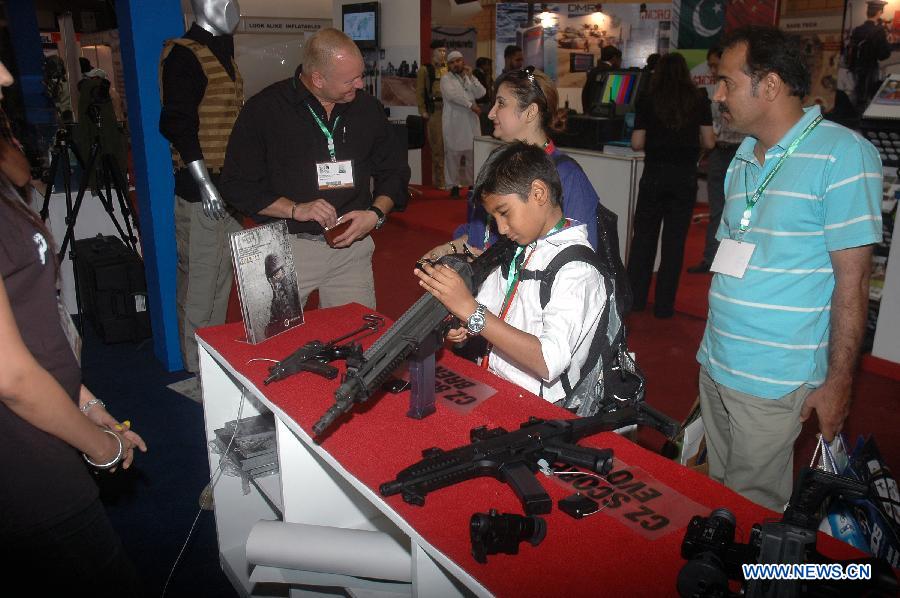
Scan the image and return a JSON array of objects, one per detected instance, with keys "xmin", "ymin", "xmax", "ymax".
[
  {"xmin": 368, "ymin": 205, "xmax": 386, "ymax": 229},
  {"xmin": 466, "ymin": 303, "xmax": 488, "ymax": 336}
]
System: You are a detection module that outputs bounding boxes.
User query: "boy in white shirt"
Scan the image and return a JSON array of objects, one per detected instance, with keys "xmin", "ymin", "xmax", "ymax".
[{"xmin": 415, "ymin": 142, "xmax": 606, "ymax": 403}]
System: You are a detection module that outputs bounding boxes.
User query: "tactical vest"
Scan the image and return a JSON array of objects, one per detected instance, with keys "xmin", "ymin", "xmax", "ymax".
[{"xmin": 159, "ymin": 38, "xmax": 243, "ymax": 173}]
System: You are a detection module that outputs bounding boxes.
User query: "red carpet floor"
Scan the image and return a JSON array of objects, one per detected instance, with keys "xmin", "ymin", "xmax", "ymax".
[{"xmin": 228, "ymin": 189, "xmax": 899, "ymax": 473}]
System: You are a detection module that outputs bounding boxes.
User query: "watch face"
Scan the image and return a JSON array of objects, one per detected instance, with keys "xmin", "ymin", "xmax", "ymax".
[{"xmin": 467, "ymin": 309, "xmax": 486, "ymax": 334}]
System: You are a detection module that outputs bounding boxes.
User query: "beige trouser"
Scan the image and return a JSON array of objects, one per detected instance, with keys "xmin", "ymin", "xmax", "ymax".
[
  {"xmin": 427, "ymin": 108, "xmax": 445, "ymax": 189},
  {"xmin": 698, "ymin": 368, "xmax": 810, "ymax": 512},
  {"xmin": 288, "ymin": 234, "xmax": 376, "ymax": 309},
  {"xmin": 175, "ymin": 196, "xmax": 243, "ymax": 373}
]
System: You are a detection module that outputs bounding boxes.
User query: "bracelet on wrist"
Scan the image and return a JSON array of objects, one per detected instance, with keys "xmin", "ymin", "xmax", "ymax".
[
  {"xmin": 447, "ymin": 241, "xmax": 458, "ymax": 254},
  {"xmin": 290, "ymin": 202, "xmax": 298, "ymax": 220},
  {"xmin": 80, "ymin": 397, "xmax": 105, "ymax": 415},
  {"xmin": 83, "ymin": 429, "xmax": 124, "ymax": 470}
]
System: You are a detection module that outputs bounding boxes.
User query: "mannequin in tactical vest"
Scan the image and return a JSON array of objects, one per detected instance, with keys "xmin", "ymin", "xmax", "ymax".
[
  {"xmin": 159, "ymin": 0, "xmax": 244, "ymax": 375},
  {"xmin": 416, "ymin": 42, "xmax": 447, "ymax": 189}
]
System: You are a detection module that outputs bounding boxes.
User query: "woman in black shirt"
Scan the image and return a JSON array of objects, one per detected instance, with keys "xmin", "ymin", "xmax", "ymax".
[
  {"xmin": 0, "ymin": 63, "xmax": 146, "ymax": 592},
  {"xmin": 628, "ymin": 53, "xmax": 715, "ymax": 318}
]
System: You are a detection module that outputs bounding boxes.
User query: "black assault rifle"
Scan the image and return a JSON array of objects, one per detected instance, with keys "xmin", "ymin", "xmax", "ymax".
[
  {"xmin": 311, "ymin": 237, "xmax": 516, "ymax": 437},
  {"xmin": 379, "ymin": 402, "xmax": 679, "ymax": 515}
]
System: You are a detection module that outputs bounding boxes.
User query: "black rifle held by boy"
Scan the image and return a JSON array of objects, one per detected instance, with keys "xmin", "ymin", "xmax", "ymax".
[
  {"xmin": 380, "ymin": 402, "xmax": 679, "ymax": 515},
  {"xmin": 311, "ymin": 237, "xmax": 516, "ymax": 437}
]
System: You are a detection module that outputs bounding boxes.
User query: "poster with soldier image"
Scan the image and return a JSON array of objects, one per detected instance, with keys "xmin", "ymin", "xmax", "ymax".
[{"xmin": 230, "ymin": 221, "xmax": 304, "ymax": 344}]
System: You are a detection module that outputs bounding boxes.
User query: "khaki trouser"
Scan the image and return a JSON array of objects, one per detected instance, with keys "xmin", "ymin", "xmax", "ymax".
[
  {"xmin": 175, "ymin": 196, "xmax": 243, "ymax": 373},
  {"xmin": 427, "ymin": 108, "xmax": 445, "ymax": 189},
  {"xmin": 288, "ymin": 234, "xmax": 376, "ymax": 310},
  {"xmin": 698, "ymin": 368, "xmax": 810, "ymax": 511}
]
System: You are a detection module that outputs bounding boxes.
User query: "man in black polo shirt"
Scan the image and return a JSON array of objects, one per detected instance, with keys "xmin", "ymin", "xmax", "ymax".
[{"xmin": 220, "ymin": 28, "xmax": 410, "ymax": 310}]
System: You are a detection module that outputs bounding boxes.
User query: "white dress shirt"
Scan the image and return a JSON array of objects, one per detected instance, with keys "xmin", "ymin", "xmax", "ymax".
[{"xmin": 475, "ymin": 222, "xmax": 605, "ymax": 403}]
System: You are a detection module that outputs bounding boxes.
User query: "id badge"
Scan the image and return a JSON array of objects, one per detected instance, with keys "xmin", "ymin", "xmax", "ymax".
[
  {"xmin": 710, "ymin": 238, "xmax": 756, "ymax": 278},
  {"xmin": 316, "ymin": 160, "xmax": 354, "ymax": 190}
]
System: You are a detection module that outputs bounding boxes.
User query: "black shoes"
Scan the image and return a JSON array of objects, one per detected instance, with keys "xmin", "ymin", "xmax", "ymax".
[{"xmin": 687, "ymin": 261, "xmax": 712, "ymax": 274}]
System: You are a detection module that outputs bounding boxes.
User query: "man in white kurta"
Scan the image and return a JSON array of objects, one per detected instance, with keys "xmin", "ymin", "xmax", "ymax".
[{"xmin": 439, "ymin": 50, "xmax": 486, "ymax": 195}]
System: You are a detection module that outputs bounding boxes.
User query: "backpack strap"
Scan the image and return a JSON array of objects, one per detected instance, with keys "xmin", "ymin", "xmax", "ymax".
[{"xmin": 519, "ymin": 245, "xmax": 613, "ymax": 396}]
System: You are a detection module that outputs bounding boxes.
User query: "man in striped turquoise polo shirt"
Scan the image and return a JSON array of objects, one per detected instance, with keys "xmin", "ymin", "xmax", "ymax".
[{"xmin": 697, "ymin": 26, "xmax": 882, "ymax": 511}]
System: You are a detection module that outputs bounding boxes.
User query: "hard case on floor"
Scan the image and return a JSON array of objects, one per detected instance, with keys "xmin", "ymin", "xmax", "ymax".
[{"xmin": 74, "ymin": 235, "xmax": 151, "ymax": 343}]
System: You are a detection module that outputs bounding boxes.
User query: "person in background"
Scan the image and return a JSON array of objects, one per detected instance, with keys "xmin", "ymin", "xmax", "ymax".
[
  {"xmin": 688, "ymin": 46, "xmax": 745, "ymax": 274},
  {"xmin": 582, "ymin": 45, "xmax": 622, "ymax": 114},
  {"xmin": 473, "ymin": 56, "xmax": 494, "ymax": 135},
  {"xmin": 698, "ymin": 26, "xmax": 881, "ymax": 511},
  {"xmin": 423, "ymin": 67, "xmax": 599, "ymax": 260},
  {"xmin": 0, "ymin": 59, "xmax": 146, "ymax": 595},
  {"xmin": 848, "ymin": 0, "xmax": 892, "ymax": 111},
  {"xmin": 220, "ymin": 28, "xmax": 409, "ymax": 310},
  {"xmin": 440, "ymin": 50, "xmax": 486, "ymax": 198},
  {"xmin": 415, "ymin": 41, "xmax": 448, "ymax": 190},
  {"xmin": 644, "ymin": 53, "xmax": 660, "ymax": 72},
  {"xmin": 628, "ymin": 53, "xmax": 715, "ymax": 318},
  {"xmin": 502, "ymin": 45, "xmax": 524, "ymax": 74}
]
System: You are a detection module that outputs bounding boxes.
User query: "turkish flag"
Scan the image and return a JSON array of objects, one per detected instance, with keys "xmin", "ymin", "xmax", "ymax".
[{"xmin": 725, "ymin": 0, "xmax": 778, "ymax": 34}]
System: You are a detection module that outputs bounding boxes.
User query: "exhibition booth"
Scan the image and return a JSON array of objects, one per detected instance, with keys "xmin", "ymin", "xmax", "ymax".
[{"xmin": 2, "ymin": 0, "xmax": 899, "ymax": 595}]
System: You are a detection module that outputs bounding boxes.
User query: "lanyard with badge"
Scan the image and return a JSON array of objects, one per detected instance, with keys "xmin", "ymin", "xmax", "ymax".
[
  {"xmin": 483, "ymin": 218, "xmax": 568, "ymax": 370},
  {"xmin": 306, "ymin": 104, "xmax": 355, "ymax": 190},
  {"xmin": 710, "ymin": 115, "xmax": 822, "ymax": 278}
]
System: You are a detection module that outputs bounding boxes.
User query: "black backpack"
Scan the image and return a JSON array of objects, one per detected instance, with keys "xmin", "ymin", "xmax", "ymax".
[
  {"xmin": 519, "ymin": 244, "xmax": 644, "ymax": 416},
  {"xmin": 551, "ymin": 153, "xmax": 633, "ymax": 315}
]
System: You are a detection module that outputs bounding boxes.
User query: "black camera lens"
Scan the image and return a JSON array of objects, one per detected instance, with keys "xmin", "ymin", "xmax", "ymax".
[{"xmin": 470, "ymin": 509, "xmax": 547, "ymax": 564}]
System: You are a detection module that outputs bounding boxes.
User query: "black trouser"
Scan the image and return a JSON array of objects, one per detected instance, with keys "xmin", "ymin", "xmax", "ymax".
[
  {"xmin": 627, "ymin": 162, "xmax": 698, "ymax": 316},
  {"xmin": 702, "ymin": 143, "xmax": 739, "ymax": 264},
  {"xmin": 3, "ymin": 498, "xmax": 141, "ymax": 597}
]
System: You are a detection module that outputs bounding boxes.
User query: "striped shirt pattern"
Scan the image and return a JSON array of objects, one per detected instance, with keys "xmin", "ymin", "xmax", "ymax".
[{"xmin": 697, "ymin": 106, "xmax": 883, "ymax": 399}]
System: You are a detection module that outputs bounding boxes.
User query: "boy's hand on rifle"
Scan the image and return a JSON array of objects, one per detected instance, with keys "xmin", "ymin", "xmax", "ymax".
[
  {"xmin": 446, "ymin": 326, "xmax": 468, "ymax": 344},
  {"xmin": 414, "ymin": 262, "xmax": 477, "ymax": 321}
]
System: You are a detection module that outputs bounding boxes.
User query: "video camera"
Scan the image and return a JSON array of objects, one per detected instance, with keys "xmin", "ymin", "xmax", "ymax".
[{"xmin": 677, "ymin": 468, "xmax": 898, "ymax": 597}]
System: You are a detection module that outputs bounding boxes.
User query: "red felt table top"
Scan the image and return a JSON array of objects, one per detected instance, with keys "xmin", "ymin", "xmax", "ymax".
[{"xmin": 198, "ymin": 303, "xmax": 859, "ymax": 597}]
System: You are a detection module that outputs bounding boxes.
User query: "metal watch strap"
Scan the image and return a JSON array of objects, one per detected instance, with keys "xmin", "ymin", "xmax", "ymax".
[{"xmin": 466, "ymin": 303, "xmax": 487, "ymax": 336}]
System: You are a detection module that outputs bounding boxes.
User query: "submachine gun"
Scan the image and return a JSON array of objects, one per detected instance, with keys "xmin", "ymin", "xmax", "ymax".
[
  {"xmin": 380, "ymin": 402, "xmax": 679, "ymax": 515},
  {"xmin": 678, "ymin": 467, "xmax": 899, "ymax": 598},
  {"xmin": 311, "ymin": 237, "xmax": 517, "ymax": 437}
]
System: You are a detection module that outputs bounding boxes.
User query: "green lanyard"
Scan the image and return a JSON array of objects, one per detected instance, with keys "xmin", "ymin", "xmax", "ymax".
[
  {"xmin": 306, "ymin": 104, "xmax": 341, "ymax": 162},
  {"xmin": 499, "ymin": 217, "xmax": 567, "ymax": 315},
  {"xmin": 738, "ymin": 114, "xmax": 822, "ymax": 240}
]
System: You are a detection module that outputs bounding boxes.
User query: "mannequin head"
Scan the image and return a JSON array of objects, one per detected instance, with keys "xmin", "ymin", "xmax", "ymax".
[{"xmin": 191, "ymin": 0, "xmax": 241, "ymax": 36}]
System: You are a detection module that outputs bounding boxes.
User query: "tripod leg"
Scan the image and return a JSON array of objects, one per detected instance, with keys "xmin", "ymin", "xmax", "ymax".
[
  {"xmin": 103, "ymin": 153, "xmax": 139, "ymax": 251},
  {"xmin": 57, "ymin": 143, "xmax": 101, "ymax": 263},
  {"xmin": 39, "ymin": 150, "xmax": 62, "ymax": 221},
  {"xmin": 86, "ymin": 151, "xmax": 131, "ymax": 249}
]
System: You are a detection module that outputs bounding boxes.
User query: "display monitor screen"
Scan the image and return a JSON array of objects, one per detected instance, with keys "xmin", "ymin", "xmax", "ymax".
[
  {"xmin": 599, "ymin": 72, "xmax": 639, "ymax": 106},
  {"xmin": 569, "ymin": 53, "xmax": 595, "ymax": 73},
  {"xmin": 342, "ymin": 2, "xmax": 378, "ymax": 48},
  {"xmin": 344, "ymin": 11, "xmax": 376, "ymax": 42}
]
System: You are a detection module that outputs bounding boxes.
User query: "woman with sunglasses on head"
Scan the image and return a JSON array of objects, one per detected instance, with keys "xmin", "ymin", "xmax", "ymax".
[
  {"xmin": 0, "ymin": 60, "xmax": 146, "ymax": 595},
  {"xmin": 423, "ymin": 66, "xmax": 599, "ymax": 259}
]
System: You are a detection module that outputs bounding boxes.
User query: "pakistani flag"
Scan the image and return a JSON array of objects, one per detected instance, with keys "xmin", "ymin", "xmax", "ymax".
[{"xmin": 676, "ymin": 0, "xmax": 726, "ymax": 49}]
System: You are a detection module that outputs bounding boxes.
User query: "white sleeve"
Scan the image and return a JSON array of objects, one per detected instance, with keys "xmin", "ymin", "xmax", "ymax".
[
  {"xmin": 440, "ymin": 75, "xmax": 472, "ymax": 109},
  {"xmin": 538, "ymin": 261, "xmax": 605, "ymax": 382}
]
